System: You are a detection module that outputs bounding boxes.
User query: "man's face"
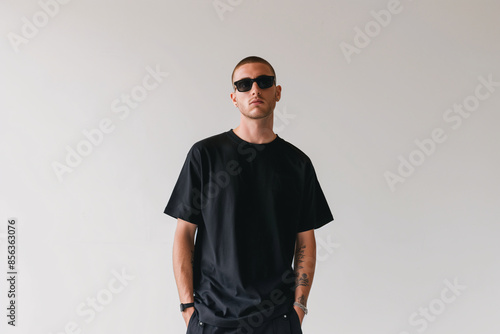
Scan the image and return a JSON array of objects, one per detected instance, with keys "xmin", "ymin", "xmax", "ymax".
[{"xmin": 230, "ymin": 63, "xmax": 282, "ymax": 120}]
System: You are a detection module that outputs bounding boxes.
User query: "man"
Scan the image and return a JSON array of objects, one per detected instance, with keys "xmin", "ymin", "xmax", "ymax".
[{"xmin": 165, "ymin": 56, "xmax": 334, "ymax": 333}]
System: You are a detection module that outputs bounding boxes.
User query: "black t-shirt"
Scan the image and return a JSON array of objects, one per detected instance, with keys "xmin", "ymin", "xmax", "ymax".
[{"xmin": 164, "ymin": 129, "xmax": 333, "ymax": 327}]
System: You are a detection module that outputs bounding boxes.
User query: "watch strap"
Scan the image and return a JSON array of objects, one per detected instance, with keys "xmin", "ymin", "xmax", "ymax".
[{"xmin": 180, "ymin": 303, "xmax": 194, "ymax": 312}]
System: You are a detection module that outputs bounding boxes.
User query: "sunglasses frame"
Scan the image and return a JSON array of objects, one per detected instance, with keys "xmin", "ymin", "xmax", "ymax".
[{"xmin": 233, "ymin": 75, "xmax": 276, "ymax": 92}]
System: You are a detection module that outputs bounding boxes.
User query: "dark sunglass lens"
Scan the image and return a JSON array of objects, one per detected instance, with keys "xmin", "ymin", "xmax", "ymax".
[
  {"xmin": 257, "ymin": 76, "xmax": 274, "ymax": 89},
  {"xmin": 235, "ymin": 76, "xmax": 274, "ymax": 92},
  {"xmin": 236, "ymin": 79, "xmax": 252, "ymax": 92}
]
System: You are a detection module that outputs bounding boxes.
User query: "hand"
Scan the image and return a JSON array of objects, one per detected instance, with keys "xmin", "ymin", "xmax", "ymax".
[
  {"xmin": 182, "ymin": 307, "xmax": 195, "ymax": 328},
  {"xmin": 293, "ymin": 305, "xmax": 305, "ymax": 326}
]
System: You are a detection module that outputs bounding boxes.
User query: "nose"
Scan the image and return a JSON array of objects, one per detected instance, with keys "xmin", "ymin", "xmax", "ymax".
[{"xmin": 250, "ymin": 81, "xmax": 261, "ymax": 95}]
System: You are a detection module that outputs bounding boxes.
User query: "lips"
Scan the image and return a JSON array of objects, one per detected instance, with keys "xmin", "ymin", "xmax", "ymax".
[{"xmin": 250, "ymin": 99, "xmax": 263, "ymax": 105}]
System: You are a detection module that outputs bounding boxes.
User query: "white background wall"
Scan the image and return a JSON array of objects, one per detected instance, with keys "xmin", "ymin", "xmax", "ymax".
[{"xmin": 1, "ymin": 0, "xmax": 499, "ymax": 333}]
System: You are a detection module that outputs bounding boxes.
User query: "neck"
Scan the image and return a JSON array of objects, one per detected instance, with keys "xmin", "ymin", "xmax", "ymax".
[{"xmin": 233, "ymin": 116, "xmax": 276, "ymax": 144}]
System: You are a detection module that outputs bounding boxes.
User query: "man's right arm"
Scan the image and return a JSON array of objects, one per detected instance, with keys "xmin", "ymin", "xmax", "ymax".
[{"xmin": 173, "ymin": 218, "xmax": 198, "ymax": 327}]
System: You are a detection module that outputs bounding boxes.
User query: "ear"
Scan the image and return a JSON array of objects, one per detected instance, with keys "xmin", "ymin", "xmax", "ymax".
[
  {"xmin": 230, "ymin": 91, "xmax": 238, "ymax": 107},
  {"xmin": 275, "ymin": 85, "xmax": 282, "ymax": 102}
]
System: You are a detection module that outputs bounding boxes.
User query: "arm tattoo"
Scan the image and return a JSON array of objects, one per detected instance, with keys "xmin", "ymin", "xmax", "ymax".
[
  {"xmin": 295, "ymin": 245, "xmax": 306, "ymax": 270},
  {"xmin": 294, "ymin": 244, "xmax": 309, "ymax": 287},
  {"xmin": 297, "ymin": 295, "xmax": 306, "ymax": 305},
  {"xmin": 296, "ymin": 273, "xmax": 310, "ymax": 287}
]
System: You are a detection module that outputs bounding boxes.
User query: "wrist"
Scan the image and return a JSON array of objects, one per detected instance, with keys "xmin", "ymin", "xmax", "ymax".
[
  {"xmin": 180, "ymin": 302, "xmax": 195, "ymax": 312},
  {"xmin": 293, "ymin": 301, "xmax": 308, "ymax": 315}
]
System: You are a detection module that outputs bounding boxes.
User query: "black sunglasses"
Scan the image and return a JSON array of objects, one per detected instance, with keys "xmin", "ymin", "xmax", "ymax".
[{"xmin": 233, "ymin": 75, "xmax": 275, "ymax": 92}]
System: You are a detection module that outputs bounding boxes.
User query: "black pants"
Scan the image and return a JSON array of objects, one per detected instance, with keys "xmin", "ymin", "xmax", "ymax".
[{"xmin": 186, "ymin": 308, "xmax": 303, "ymax": 334}]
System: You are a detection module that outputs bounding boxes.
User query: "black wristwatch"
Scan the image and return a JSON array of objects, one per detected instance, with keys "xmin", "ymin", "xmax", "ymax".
[{"xmin": 180, "ymin": 303, "xmax": 195, "ymax": 312}]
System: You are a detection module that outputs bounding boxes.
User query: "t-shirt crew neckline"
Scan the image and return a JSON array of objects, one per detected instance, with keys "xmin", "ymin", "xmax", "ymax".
[{"xmin": 227, "ymin": 128, "xmax": 280, "ymax": 146}]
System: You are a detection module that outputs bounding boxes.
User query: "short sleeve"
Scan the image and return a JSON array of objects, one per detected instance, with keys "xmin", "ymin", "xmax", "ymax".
[
  {"xmin": 164, "ymin": 145, "xmax": 204, "ymax": 225},
  {"xmin": 297, "ymin": 159, "xmax": 334, "ymax": 232}
]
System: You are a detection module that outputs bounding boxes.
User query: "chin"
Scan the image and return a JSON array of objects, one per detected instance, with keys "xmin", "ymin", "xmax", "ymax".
[{"xmin": 248, "ymin": 112, "xmax": 273, "ymax": 120}]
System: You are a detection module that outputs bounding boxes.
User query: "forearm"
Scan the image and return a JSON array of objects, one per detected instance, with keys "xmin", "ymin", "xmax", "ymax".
[
  {"xmin": 173, "ymin": 224, "xmax": 196, "ymax": 303},
  {"xmin": 293, "ymin": 231, "xmax": 316, "ymax": 308}
]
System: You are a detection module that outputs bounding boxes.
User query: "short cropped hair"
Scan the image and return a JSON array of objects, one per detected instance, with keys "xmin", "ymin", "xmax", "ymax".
[{"xmin": 231, "ymin": 56, "xmax": 276, "ymax": 87}]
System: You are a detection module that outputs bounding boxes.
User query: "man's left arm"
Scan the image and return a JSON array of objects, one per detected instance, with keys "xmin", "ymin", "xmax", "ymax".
[{"xmin": 293, "ymin": 229, "xmax": 316, "ymax": 325}]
